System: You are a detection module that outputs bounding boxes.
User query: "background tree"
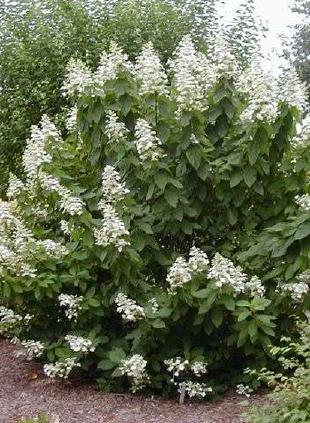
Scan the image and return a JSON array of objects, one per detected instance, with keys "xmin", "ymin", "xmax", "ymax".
[
  {"xmin": 224, "ymin": 0, "xmax": 267, "ymax": 68},
  {"xmin": 285, "ymin": 0, "xmax": 310, "ymax": 97}
]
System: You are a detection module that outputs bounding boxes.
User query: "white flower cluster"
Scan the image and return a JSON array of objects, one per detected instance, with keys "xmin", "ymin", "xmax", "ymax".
[
  {"xmin": 237, "ymin": 61, "xmax": 308, "ymax": 125},
  {"xmin": 168, "ymin": 35, "xmax": 215, "ymax": 113},
  {"xmin": 279, "ymin": 281, "xmax": 309, "ymax": 302},
  {"xmin": 119, "ymin": 354, "xmax": 149, "ymax": 392},
  {"xmin": 188, "ymin": 246, "xmax": 209, "ymax": 272},
  {"xmin": 61, "ymin": 37, "xmax": 307, "ymax": 128},
  {"xmin": 0, "ymin": 306, "xmax": 32, "ymax": 335},
  {"xmin": 0, "ymin": 245, "xmax": 17, "ymax": 265},
  {"xmin": 63, "ymin": 58, "xmax": 93, "ymax": 96},
  {"xmin": 0, "ymin": 200, "xmax": 70, "ymax": 278},
  {"xmin": 279, "ymin": 68, "xmax": 308, "ymax": 112},
  {"xmin": 190, "ymin": 134, "xmax": 200, "ymax": 145},
  {"xmin": 164, "ymin": 357, "xmax": 208, "ymax": 379},
  {"xmin": 39, "ymin": 171, "xmax": 84, "ymax": 216},
  {"xmin": 164, "ymin": 357, "xmax": 189, "ymax": 378},
  {"xmin": 134, "ymin": 119, "xmax": 163, "ymax": 162},
  {"xmin": 167, "ymin": 257, "xmax": 192, "ymax": 291},
  {"xmin": 0, "ymin": 199, "xmax": 15, "ymax": 221},
  {"xmin": 66, "ymin": 105, "xmax": 78, "ymax": 132},
  {"xmin": 95, "ymin": 163, "xmax": 130, "ymax": 253},
  {"xmin": 65, "ymin": 335, "xmax": 95, "ymax": 353},
  {"xmin": 104, "ymin": 111, "xmax": 129, "ymax": 144},
  {"xmin": 246, "ymin": 276, "xmax": 265, "ymax": 298},
  {"xmin": 167, "ymin": 247, "xmax": 209, "ymax": 291},
  {"xmin": 31, "ymin": 204, "xmax": 49, "ymax": 220},
  {"xmin": 60, "ymin": 220, "xmax": 71, "ymax": 235},
  {"xmin": 59, "ymin": 194, "xmax": 84, "ymax": 216},
  {"xmin": 0, "ymin": 206, "xmax": 40, "ymax": 278},
  {"xmin": 94, "ymin": 42, "xmax": 133, "ymax": 87},
  {"xmin": 135, "ymin": 42, "xmax": 168, "ymax": 96},
  {"xmin": 18, "ymin": 263, "xmax": 37, "ymax": 278},
  {"xmin": 21, "ymin": 340, "xmax": 45, "ymax": 360},
  {"xmin": 236, "ymin": 384, "xmax": 252, "ymax": 398},
  {"xmin": 213, "ymin": 36, "xmax": 238, "ymax": 78},
  {"xmin": 236, "ymin": 60, "xmax": 279, "ymax": 124},
  {"xmin": 100, "ymin": 165, "xmax": 129, "ymax": 204},
  {"xmin": 58, "ymin": 293, "xmax": 83, "ymax": 320},
  {"xmin": 165, "ymin": 356, "xmax": 211, "ymax": 399},
  {"xmin": 148, "ymin": 298, "xmax": 159, "ymax": 313},
  {"xmin": 0, "ymin": 306, "xmax": 23, "ymax": 334},
  {"xmin": 14, "ymin": 220, "xmax": 35, "ymax": 251},
  {"xmin": 23, "ymin": 117, "xmax": 56, "ymax": 181},
  {"xmin": 293, "ymin": 115, "xmax": 310, "ymax": 145},
  {"xmin": 43, "ymin": 357, "xmax": 81, "ymax": 379},
  {"xmin": 297, "ymin": 270, "xmax": 310, "ymax": 284},
  {"xmin": 37, "ymin": 239, "xmax": 68, "ymax": 258},
  {"xmin": 295, "ymin": 194, "xmax": 310, "ymax": 211},
  {"xmin": 95, "ymin": 203, "xmax": 130, "ymax": 252},
  {"xmin": 191, "ymin": 361, "xmax": 208, "ymax": 377},
  {"xmin": 178, "ymin": 381, "xmax": 212, "ymax": 399},
  {"xmin": 63, "ymin": 44, "xmax": 133, "ymax": 97},
  {"xmin": 115, "ymin": 293, "xmax": 145, "ymax": 322},
  {"xmin": 208, "ymin": 253, "xmax": 247, "ymax": 294},
  {"xmin": 7, "ymin": 174, "xmax": 25, "ymax": 199}
]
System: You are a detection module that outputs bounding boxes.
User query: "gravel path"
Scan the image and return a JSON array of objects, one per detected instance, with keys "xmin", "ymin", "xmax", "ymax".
[{"xmin": 0, "ymin": 339, "xmax": 254, "ymax": 423}]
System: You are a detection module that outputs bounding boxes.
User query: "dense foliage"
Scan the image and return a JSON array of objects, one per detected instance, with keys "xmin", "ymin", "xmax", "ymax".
[
  {"xmin": 1, "ymin": 37, "xmax": 310, "ymax": 400},
  {"xmin": 0, "ymin": 0, "xmax": 190, "ymax": 194},
  {"xmin": 0, "ymin": 0, "xmax": 264, "ymax": 196}
]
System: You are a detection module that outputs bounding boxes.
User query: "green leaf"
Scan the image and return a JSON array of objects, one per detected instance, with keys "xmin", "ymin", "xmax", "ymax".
[
  {"xmin": 230, "ymin": 172, "xmax": 243, "ymax": 188},
  {"xmin": 164, "ymin": 188, "xmax": 178, "ymax": 208},
  {"xmin": 108, "ymin": 348, "xmax": 126, "ymax": 364},
  {"xmin": 88, "ymin": 298, "xmax": 101, "ymax": 307},
  {"xmin": 259, "ymin": 325, "xmax": 275, "ymax": 337},
  {"xmin": 137, "ymin": 222, "xmax": 153, "ymax": 234},
  {"xmin": 98, "ymin": 359, "xmax": 116, "ymax": 371},
  {"xmin": 208, "ymin": 105, "xmax": 222, "ymax": 123},
  {"xmin": 214, "ymin": 87, "xmax": 229, "ymax": 103},
  {"xmin": 243, "ymin": 167, "xmax": 256, "ymax": 187},
  {"xmin": 294, "ymin": 223, "xmax": 310, "ymax": 240},
  {"xmin": 198, "ymin": 292, "xmax": 217, "ymax": 314},
  {"xmin": 192, "ymin": 288, "xmax": 210, "ymax": 299},
  {"xmin": 211, "ymin": 307, "xmax": 224, "ymax": 328},
  {"xmin": 186, "ymin": 146, "xmax": 202, "ymax": 170},
  {"xmin": 153, "ymin": 251, "xmax": 171, "ymax": 266},
  {"xmin": 237, "ymin": 310, "xmax": 251, "ymax": 321},
  {"xmin": 197, "ymin": 163, "xmax": 210, "ymax": 181},
  {"xmin": 152, "ymin": 319, "xmax": 166, "ymax": 329},
  {"xmin": 221, "ymin": 295, "xmax": 235, "ymax": 311},
  {"xmin": 248, "ymin": 321, "xmax": 258, "ymax": 340},
  {"xmin": 227, "ymin": 209, "xmax": 238, "ymax": 226},
  {"xmin": 155, "ymin": 172, "xmax": 169, "ymax": 190},
  {"xmin": 55, "ymin": 347, "xmax": 71, "ymax": 359},
  {"xmin": 248, "ymin": 142, "xmax": 260, "ymax": 165},
  {"xmin": 223, "ymin": 99, "xmax": 235, "ymax": 119},
  {"xmin": 111, "ymin": 367, "xmax": 123, "ymax": 378},
  {"xmin": 236, "ymin": 300, "xmax": 250, "ymax": 307},
  {"xmin": 146, "ymin": 183, "xmax": 155, "ymax": 200}
]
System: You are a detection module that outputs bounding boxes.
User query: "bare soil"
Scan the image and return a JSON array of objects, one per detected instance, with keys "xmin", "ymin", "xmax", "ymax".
[{"xmin": 0, "ymin": 339, "xmax": 260, "ymax": 423}]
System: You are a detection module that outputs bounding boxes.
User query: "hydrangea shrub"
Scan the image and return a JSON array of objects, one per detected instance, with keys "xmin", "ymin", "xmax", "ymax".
[{"xmin": 1, "ymin": 37, "xmax": 310, "ymax": 398}]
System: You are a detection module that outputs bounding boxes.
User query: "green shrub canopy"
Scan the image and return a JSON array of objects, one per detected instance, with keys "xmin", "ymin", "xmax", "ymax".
[
  {"xmin": 1, "ymin": 36, "xmax": 310, "ymax": 399},
  {"xmin": 0, "ymin": 0, "xmax": 264, "ymax": 196}
]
